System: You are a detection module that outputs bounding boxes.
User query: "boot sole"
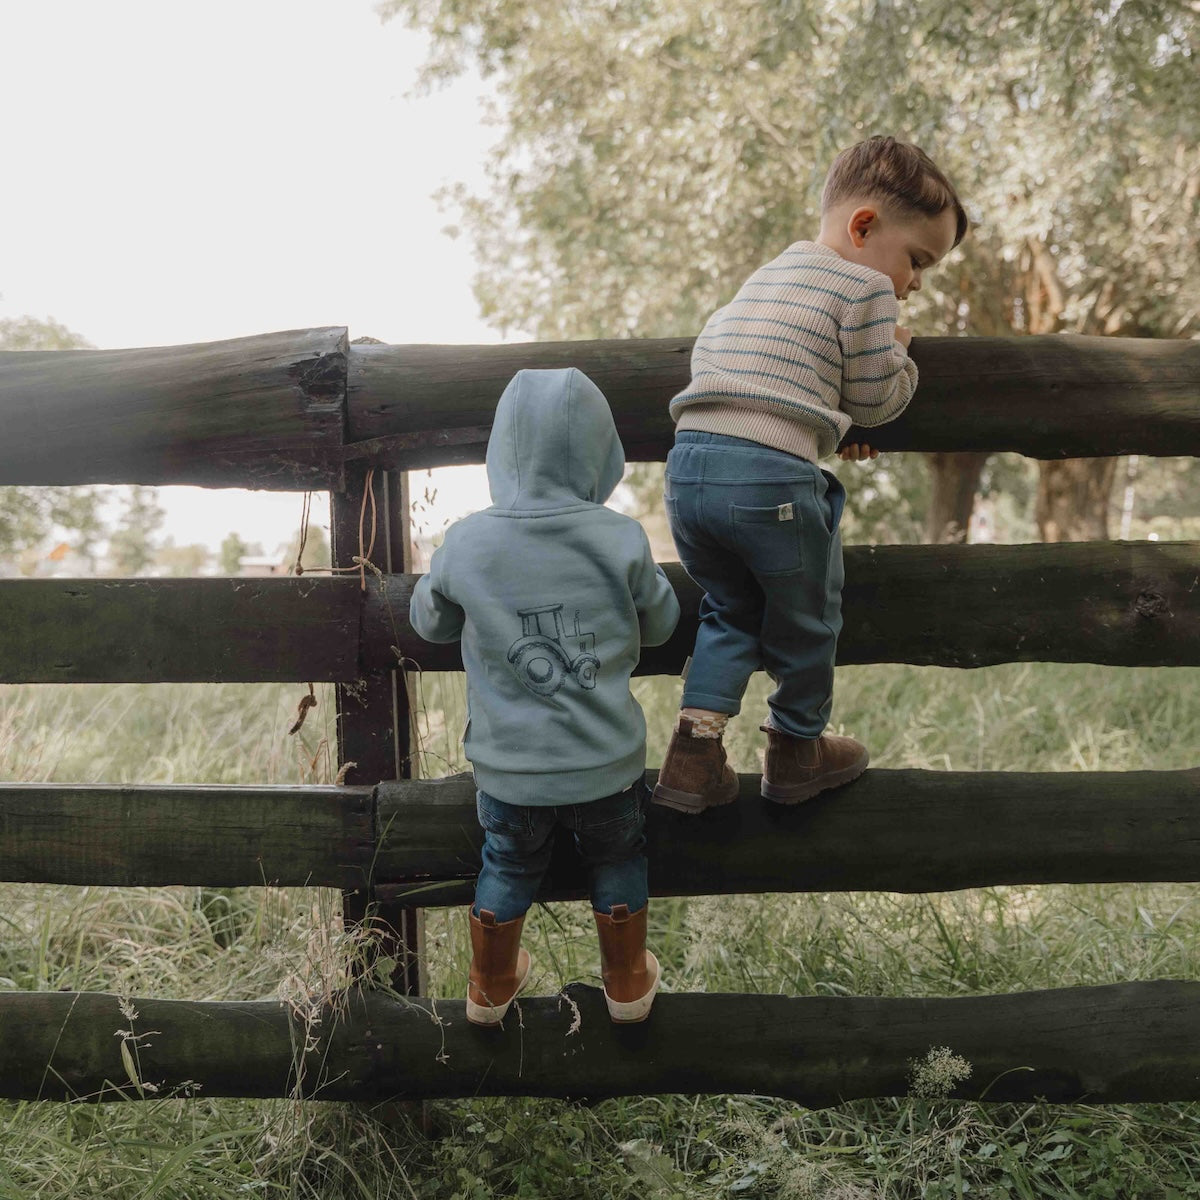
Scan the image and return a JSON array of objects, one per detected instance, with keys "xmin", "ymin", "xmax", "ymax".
[
  {"xmin": 466, "ymin": 950, "xmax": 533, "ymax": 1027},
  {"xmin": 651, "ymin": 779, "xmax": 740, "ymax": 815},
  {"xmin": 604, "ymin": 951, "xmax": 661, "ymax": 1023},
  {"xmin": 761, "ymin": 754, "xmax": 869, "ymax": 805}
]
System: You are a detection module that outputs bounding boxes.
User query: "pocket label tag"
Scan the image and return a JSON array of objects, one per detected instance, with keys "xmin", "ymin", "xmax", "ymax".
[{"xmin": 778, "ymin": 503, "xmax": 794, "ymax": 521}]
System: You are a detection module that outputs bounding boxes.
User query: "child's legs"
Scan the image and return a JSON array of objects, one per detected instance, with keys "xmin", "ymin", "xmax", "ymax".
[
  {"xmin": 760, "ymin": 469, "xmax": 847, "ymax": 738},
  {"xmin": 564, "ymin": 781, "xmax": 649, "ymax": 915},
  {"xmin": 665, "ymin": 445, "xmax": 766, "ymax": 715},
  {"xmin": 472, "ymin": 791, "xmax": 557, "ymax": 923}
]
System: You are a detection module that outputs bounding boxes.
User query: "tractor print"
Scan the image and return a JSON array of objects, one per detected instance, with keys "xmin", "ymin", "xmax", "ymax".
[{"xmin": 507, "ymin": 604, "xmax": 600, "ymax": 697}]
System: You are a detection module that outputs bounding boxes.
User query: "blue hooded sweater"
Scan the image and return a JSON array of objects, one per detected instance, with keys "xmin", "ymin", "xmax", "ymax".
[{"xmin": 409, "ymin": 368, "xmax": 680, "ymax": 805}]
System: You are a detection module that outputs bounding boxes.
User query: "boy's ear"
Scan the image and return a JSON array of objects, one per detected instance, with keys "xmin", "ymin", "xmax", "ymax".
[{"xmin": 847, "ymin": 206, "xmax": 877, "ymax": 247}]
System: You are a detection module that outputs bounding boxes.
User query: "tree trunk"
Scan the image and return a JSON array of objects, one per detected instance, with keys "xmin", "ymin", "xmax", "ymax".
[
  {"xmin": 1036, "ymin": 458, "xmax": 1120, "ymax": 541},
  {"xmin": 925, "ymin": 451, "xmax": 990, "ymax": 542}
]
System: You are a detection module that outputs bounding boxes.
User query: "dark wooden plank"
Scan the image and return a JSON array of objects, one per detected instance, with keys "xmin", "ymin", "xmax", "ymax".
[
  {"xmin": 4, "ymin": 542, "xmax": 1194, "ymax": 684},
  {"xmin": 0, "ymin": 328, "xmax": 347, "ymax": 489},
  {"xmin": 372, "ymin": 766, "xmax": 1200, "ymax": 906},
  {"xmin": 346, "ymin": 335, "xmax": 1200, "ymax": 468},
  {"xmin": 332, "ymin": 465, "xmax": 427, "ymax": 996},
  {"xmin": 379, "ymin": 542, "xmax": 1200, "ymax": 674},
  {"xmin": 0, "ymin": 578, "xmax": 360, "ymax": 683},
  {"xmin": 2, "ymin": 981, "xmax": 1198, "ymax": 1105},
  {"xmin": 0, "ymin": 784, "xmax": 374, "ymax": 888},
  {"xmin": 5, "ymin": 767, "xmax": 1197, "ymax": 895}
]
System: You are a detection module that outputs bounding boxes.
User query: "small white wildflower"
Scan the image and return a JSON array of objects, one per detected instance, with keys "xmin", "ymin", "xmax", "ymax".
[{"xmin": 909, "ymin": 1045, "xmax": 973, "ymax": 1099}]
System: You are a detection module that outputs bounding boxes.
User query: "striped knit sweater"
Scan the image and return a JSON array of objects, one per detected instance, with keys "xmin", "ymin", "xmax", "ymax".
[{"xmin": 670, "ymin": 240, "xmax": 917, "ymax": 462}]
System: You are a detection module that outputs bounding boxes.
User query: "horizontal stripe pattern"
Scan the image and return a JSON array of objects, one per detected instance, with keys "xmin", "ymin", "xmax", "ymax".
[{"xmin": 670, "ymin": 240, "xmax": 917, "ymax": 459}]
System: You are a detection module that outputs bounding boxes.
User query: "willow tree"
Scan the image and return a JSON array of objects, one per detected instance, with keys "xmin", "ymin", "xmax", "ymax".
[{"xmin": 386, "ymin": 0, "xmax": 1198, "ymax": 541}]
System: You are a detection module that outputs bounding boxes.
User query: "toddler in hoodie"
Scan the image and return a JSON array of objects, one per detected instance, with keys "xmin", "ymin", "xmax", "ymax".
[{"xmin": 410, "ymin": 367, "xmax": 680, "ymax": 1025}]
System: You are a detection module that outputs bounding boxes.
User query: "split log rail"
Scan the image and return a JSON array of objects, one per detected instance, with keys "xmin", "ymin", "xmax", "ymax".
[{"xmin": 0, "ymin": 327, "xmax": 1197, "ymax": 1105}]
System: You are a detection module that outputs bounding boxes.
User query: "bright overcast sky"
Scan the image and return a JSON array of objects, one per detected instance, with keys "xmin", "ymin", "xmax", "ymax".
[{"xmin": 1, "ymin": 0, "xmax": 500, "ymax": 556}]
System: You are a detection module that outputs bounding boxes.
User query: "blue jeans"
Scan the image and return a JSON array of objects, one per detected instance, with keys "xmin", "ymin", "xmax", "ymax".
[
  {"xmin": 664, "ymin": 432, "xmax": 846, "ymax": 739},
  {"xmin": 472, "ymin": 780, "xmax": 650, "ymax": 924}
]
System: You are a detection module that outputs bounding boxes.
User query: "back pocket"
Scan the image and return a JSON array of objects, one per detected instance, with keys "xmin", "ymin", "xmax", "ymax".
[{"xmin": 730, "ymin": 502, "xmax": 803, "ymax": 576}]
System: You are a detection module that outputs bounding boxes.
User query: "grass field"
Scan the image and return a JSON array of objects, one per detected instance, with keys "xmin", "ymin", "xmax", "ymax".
[{"xmin": 1, "ymin": 664, "xmax": 1199, "ymax": 1198}]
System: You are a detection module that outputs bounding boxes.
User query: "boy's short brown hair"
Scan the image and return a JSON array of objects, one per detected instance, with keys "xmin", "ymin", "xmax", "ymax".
[{"xmin": 822, "ymin": 135, "xmax": 968, "ymax": 246}]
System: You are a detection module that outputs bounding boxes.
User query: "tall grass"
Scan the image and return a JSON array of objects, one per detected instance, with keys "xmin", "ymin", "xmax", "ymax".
[{"xmin": 2, "ymin": 665, "xmax": 1199, "ymax": 1197}]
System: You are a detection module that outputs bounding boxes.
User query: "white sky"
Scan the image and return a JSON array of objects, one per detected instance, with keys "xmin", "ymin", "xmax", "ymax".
[{"xmin": 1, "ymin": 0, "xmax": 500, "ymax": 558}]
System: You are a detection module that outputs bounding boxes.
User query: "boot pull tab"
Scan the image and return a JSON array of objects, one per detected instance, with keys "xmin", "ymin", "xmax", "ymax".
[{"xmin": 608, "ymin": 904, "xmax": 631, "ymax": 924}]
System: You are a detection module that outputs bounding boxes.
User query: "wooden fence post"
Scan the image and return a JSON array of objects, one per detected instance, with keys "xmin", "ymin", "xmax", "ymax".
[{"xmin": 332, "ymin": 464, "xmax": 427, "ymax": 995}]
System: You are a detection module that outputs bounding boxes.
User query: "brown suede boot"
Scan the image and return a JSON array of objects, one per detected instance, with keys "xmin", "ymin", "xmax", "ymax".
[
  {"xmin": 466, "ymin": 909, "xmax": 532, "ymax": 1027},
  {"xmin": 594, "ymin": 903, "xmax": 661, "ymax": 1023},
  {"xmin": 652, "ymin": 715, "xmax": 740, "ymax": 814},
  {"xmin": 759, "ymin": 725, "xmax": 869, "ymax": 804}
]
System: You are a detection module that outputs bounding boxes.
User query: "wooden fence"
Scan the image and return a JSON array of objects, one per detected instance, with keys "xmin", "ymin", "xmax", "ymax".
[{"xmin": 0, "ymin": 327, "xmax": 1197, "ymax": 1105}]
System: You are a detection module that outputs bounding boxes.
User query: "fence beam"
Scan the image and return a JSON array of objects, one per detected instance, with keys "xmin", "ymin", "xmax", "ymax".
[
  {"xmin": 346, "ymin": 334, "xmax": 1200, "ymax": 468},
  {"xmin": 3, "ymin": 542, "xmax": 1195, "ymax": 683},
  {"xmin": 3, "ymin": 767, "xmax": 1198, "ymax": 895},
  {"xmin": 0, "ymin": 328, "xmax": 348, "ymax": 488},
  {"xmin": 0, "ymin": 577, "xmax": 360, "ymax": 683},
  {"xmin": 2, "ymin": 332, "xmax": 1197, "ymax": 488},
  {"xmin": 1, "ymin": 981, "xmax": 1197, "ymax": 1104},
  {"xmin": 0, "ymin": 783, "xmax": 374, "ymax": 888}
]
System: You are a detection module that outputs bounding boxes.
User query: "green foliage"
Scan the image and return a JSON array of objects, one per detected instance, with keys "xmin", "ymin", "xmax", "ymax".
[
  {"xmin": 383, "ymin": 0, "xmax": 1199, "ymax": 345},
  {"xmin": 387, "ymin": 0, "xmax": 1198, "ymax": 541},
  {"xmin": 156, "ymin": 537, "xmax": 212, "ymax": 577},
  {"xmin": 106, "ymin": 484, "xmax": 165, "ymax": 576},
  {"xmin": 218, "ymin": 531, "xmax": 264, "ymax": 575},
  {"xmin": 280, "ymin": 521, "xmax": 332, "ymax": 574}
]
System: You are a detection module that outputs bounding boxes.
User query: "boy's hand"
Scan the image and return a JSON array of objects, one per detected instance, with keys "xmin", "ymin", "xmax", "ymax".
[
  {"xmin": 895, "ymin": 325, "xmax": 912, "ymax": 349},
  {"xmin": 838, "ymin": 443, "xmax": 879, "ymax": 462}
]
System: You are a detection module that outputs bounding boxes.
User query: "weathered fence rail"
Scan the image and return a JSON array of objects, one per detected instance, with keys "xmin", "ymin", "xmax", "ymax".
[
  {"xmin": 2, "ymin": 981, "xmax": 1196, "ymax": 1105},
  {"xmin": 1, "ymin": 542, "xmax": 1195, "ymax": 683},
  {"xmin": 1, "ymin": 330, "xmax": 1199, "ymax": 486},
  {"xmin": 1, "ymin": 327, "xmax": 1198, "ymax": 1107},
  {"xmin": 2, "ymin": 768, "xmax": 1198, "ymax": 895}
]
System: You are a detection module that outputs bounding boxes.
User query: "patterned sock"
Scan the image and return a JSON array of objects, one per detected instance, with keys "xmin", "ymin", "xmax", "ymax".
[{"xmin": 680, "ymin": 709, "xmax": 730, "ymax": 739}]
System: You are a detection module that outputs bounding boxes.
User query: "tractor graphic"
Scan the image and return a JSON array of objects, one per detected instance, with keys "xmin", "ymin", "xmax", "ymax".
[{"xmin": 507, "ymin": 604, "xmax": 600, "ymax": 698}]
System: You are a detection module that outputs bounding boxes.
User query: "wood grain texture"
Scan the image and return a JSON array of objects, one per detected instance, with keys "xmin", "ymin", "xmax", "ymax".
[
  {"xmin": 379, "ymin": 542, "xmax": 1200, "ymax": 674},
  {"xmin": 0, "ymin": 328, "xmax": 347, "ymax": 488},
  {"xmin": 372, "ymin": 767, "xmax": 1200, "ymax": 906},
  {"xmin": 346, "ymin": 334, "xmax": 1200, "ymax": 469},
  {"xmin": 2, "ymin": 981, "xmax": 1198, "ymax": 1105},
  {"xmin": 0, "ymin": 577, "xmax": 360, "ymax": 683},
  {"xmin": 2, "ymin": 542, "xmax": 1194, "ymax": 684},
  {"xmin": 4, "ymin": 768, "xmax": 1195, "ymax": 895},
  {"xmin": 0, "ymin": 784, "xmax": 375, "ymax": 888},
  {"xmin": 3, "ymin": 331, "xmax": 1195, "ymax": 486}
]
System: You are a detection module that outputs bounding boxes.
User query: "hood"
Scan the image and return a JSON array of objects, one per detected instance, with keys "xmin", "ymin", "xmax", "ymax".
[{"xmin": 485, "ymin": 368, "xmax": 625, "ymax": 510}]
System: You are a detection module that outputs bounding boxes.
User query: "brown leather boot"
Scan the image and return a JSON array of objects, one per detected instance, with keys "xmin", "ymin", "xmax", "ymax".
[
  {"xmin": 652, "ymin": 715, "xmax": 740, "ymax": 814},
  {"xmin": 759, "ymin": 724, "xmax": 869, "ymax": 804},
  {"xmin": 594, "ymin": 903, "xmax": 660, "ymax": 1023},
  {"xmin": 466, "ymin": 909, "xmax": 532, "ymax": 1027}
]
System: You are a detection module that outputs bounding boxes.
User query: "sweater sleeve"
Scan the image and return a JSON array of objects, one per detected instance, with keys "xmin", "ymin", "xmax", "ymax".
[
  {"xmin": 409, "ymin": 539, "xmax": 465, "ymax": 645},
  {"xmin": 837, "ymin": 284, "xmax": 918, "ymax": 428},
  {"xmin": 630, "ymin": 529, "xmax": 680, "ymax": 647}
]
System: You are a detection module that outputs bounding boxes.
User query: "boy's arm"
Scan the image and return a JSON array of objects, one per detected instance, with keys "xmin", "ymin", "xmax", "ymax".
[
  {"xmin": 409, "ymin": 541, "xmax": 466, "ymax": 644},
  {"xmin": 838, "ymin": 289, "xmax": 917, "ymax": 428},
  {"xmin": 630, "ymin": 529, "xmax": 680, "ymax": 647}
]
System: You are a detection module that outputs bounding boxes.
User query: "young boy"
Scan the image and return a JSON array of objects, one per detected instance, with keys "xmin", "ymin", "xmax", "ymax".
[
  {"xmin": 654, "ymin": 135, "xmax": 966, "ymax": 815},
  {"xmin": 410, "ymin": 367, "xmax": 680, "ymax": 1025}
]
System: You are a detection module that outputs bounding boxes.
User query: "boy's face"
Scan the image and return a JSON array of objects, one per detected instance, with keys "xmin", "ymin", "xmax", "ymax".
[{"xmin": 834, "ymin": 205, "xmax": 958, "ymax": 300}]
